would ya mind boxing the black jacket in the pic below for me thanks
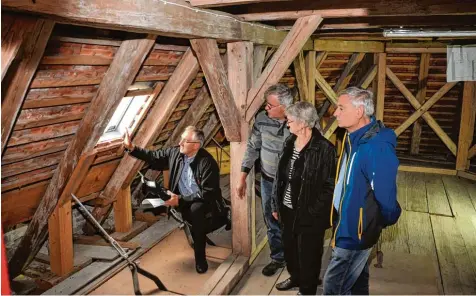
[271,128,336,233]
[130,146,226,217]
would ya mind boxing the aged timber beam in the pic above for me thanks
[246,15,323,122]
[456,82,476,171]
[2,0,289,46]
[7,35,156,278]
[191,39,242,141]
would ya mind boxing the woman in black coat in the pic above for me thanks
[271,102,337,295]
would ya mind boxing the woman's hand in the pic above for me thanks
[272,212,278,220]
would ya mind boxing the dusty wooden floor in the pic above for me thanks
[232,172,476,295]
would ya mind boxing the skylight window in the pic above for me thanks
[98,95,149,143]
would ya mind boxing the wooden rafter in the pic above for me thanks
[3,0,288,46]
[468,144,476,160]
[456,82,476,170]
[394,82,457,136]
[1,19,54,154]
[228,41,253,256]
[315,51,328,69]
[8,35,156,278]
[190,39,241,141]
[386,67,457,156]
[315,40,383,53]
[410,53,431,154]
[246,15,323,122]
[305,51,316,105]
[189,0,290,8]
[236,8,369,21]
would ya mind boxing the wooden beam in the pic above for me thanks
[314,40,384,53]
[456,82,476,170]
[7,35,156,278]
[386,43,446,54]
[189,0,290,8]
[386,67,457,156]
[410,53,431,154]
[47,199,73,276]
[1,15,37,81]
[305,51,316,105]
[113,188,133,232]
[357,64,377,89]
[293,51,308,102]
[1,19,54,154]
[469,144,476,160]
[314,69,338,105]
[2,0,288,46]
[228,41,253,256]
[57,153,96,206]
[98,48,199,212]
[398,165,456,175]
[236,8,369,21]
[376,53,386,121]
[252,45,268,83]
[190,39,241,141]
[456,170,476,181]
[246,15,323,122]
[315,51,328,69]
[395,82,457,136]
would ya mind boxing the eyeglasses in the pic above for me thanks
[179,138,200,144]
[287,120,295,124]
[265,102,281,109]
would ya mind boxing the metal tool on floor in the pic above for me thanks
[71,193,167,295]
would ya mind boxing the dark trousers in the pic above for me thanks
[282,206,325,295]
[181,201,207,264]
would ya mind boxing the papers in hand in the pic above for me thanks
[141,198,166,208]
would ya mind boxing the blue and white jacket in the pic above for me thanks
[331,119,401,250]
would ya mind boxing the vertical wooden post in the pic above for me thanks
[411,53,430,154]
[48,200,73,276]
[456,81,476,171]
[305,50,316,105]
[376,53,387,121]
[228,41,253,256]
[293,51,308,102]
[114,187,133,232]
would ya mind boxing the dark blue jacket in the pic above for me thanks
[331,119,401,250]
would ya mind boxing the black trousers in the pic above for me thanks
[181,201,207,264]
[282,206,325,295]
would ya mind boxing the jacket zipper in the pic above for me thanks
[331,134,352,248]
[358,207,363,241]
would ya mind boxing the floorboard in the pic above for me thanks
[424,174,453,216]
[442,176,475,217]
[406,172,428,213]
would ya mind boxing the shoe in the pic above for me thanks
[276,277,299,291]
[196,260,208,274]
[262,261,285,276]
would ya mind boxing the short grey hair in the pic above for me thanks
[264,84,293,107]
[285,102,322,132]
[184,126,204,147]
[337,87,375,117]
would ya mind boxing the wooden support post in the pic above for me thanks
[469,144,476,160]
[228,41,253,256]
[410,53,431,154]
[386,67,457,155]
[293,51,308,102]
[305,50,316,105]
[8,35,156,278]
[114,187,133,232]
[1,19,54,154]
[190,39,241,141]
[47,200,73,276]
[456,81,476,171]
[246,15,323,122]
[376,53,386,121]
[252,45,267,83]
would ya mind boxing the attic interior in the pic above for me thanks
[1,0,476,294]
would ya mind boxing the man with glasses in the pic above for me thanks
[124,126,227,274]
[237,84,294,276]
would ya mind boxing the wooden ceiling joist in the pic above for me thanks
[190,39,241,141]
[1,19,54,154]
[237,8,369,21]
[7,34,157,278]
[2,0,289,46]
[314,40,384,53]
[246,15,323,122]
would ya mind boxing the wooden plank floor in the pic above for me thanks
[233,172,476,295]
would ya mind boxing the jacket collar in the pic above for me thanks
[283,128,324,152]
[348,117,385,145]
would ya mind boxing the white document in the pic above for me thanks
[447,45,476,82]
[141,198,166,208]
